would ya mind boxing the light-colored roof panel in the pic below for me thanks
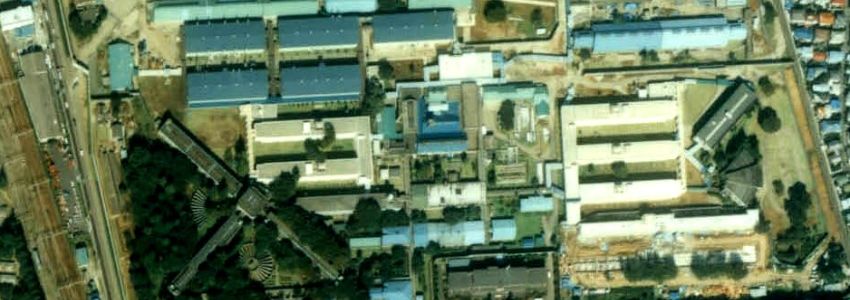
[325,0,377,13]
[579,179,685,205]
[153,1,317,23]
[575,140,680,165]
[438,52,494,81]
[578,209,759,242]
[108,42,135,92]
[563,100,677,127]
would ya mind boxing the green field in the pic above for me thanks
[515,213,544,239]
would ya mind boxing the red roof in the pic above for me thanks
[832,0,846,7]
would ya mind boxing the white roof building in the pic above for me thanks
[563,100,678,127]
[575,141,680,165]
[577,209,759,243]
[438,52,495,81]
[0,5,34,32]
[426,182,486,207]
[579,179,686,205]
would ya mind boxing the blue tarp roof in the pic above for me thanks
[573,16,746,53]
[108,42,134,91]
[325,0,377,13]
[183,18,266,54]
[372,10,455,43]
[279,63,362,104]
[520,196,554,212]
[369,280,412,300]
[491,218,517,242]
[278,15,360,49]
[187,68,269,108]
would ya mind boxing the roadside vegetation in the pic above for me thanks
[0,214,44,300]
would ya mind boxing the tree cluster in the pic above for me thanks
[361,77,386,116]
[639,49,660,63]
[269,168,300,206]
[303,123,337,162]
[358,246,408,286]
[713,129,760,170]
[223,136,249,175]
[776,182,820,265]
[275,205,350,269]
[498,100,516,131]
[346,198,410,236]
[442,205,481,224]
[182,233,267,299]
[758,76,776,95]
[817,242,847,284]
[254,221,318,282]
[611,161,629,180]
[0,167,6,188]
[123,136,206,299]
[690,251,748,280]
[0,215,45,300]
[757,106,782,133]
[621,253,678,282]
[484,0,508,23]
[68,6,107,39]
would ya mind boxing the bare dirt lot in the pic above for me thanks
[469,0,557,42]
[138,76,186,117]
[184,108,246,158]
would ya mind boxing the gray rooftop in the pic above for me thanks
[693,82,758,150]
[278,15,360,49]
[278,64,362,103]
[372,10,455,43]
[187,68,269,108]
[183,18,266,54]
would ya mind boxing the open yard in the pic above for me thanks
[576,120,677,140]
[138,76,186,117]
[580,159,680,183]
[253,140,356,159]
[681,83,723,136]
[469,0,557,42]
[184,107,246,158]
[516,213,545,239]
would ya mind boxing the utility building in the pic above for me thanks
[371,10,455,46]
[572,16,747,53]
[183,18,266,57]
[186,68,269,108]
[278,15,360,52]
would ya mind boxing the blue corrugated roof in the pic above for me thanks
[369,280,412,300]
[108,42,134,91]
[408,0,471,10]
[183,18,266,54]
[325,0,377,13]
[520,196,554,212]
[416,140,468,154]
[794,27,814,41]
[573,16,747,53]
[278,15,360,49]
[491,218,517,242]
[372,10,455,43]
[415,96,467,154]
[381,107,402,140]
[278,63,362,104]
[381,226,411,247]
[187,68,269,108]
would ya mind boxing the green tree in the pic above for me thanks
[361,77,385,116]
[758,76,775,95]
[378,59,394,79]
[498,100,516,131]
[484,0,508,23]
[611,161,628,180]
[347,198,383,236]
[530,7,543,27]
[0,214,45,300]
[690,251,748,279]
[304,139,326,162]
[268,167,300,205]
[817,243,847,284]
[577,48,592,60]
[0,167,6,189]
[757,106,781,133]
[380,209,410,227]
[772,179,785,195]
[68,6,107,39]
[621,253,678,282]
[321,122,336,149]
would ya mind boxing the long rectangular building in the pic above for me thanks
[578,208,759,243]
[579,179,685,205]
[187,68,269,108]
[692,81,758,151]
[279,63,362,104]
[371,10,455,44]
[278,15,360,51]
[152,0,317,23]
[573,16,747,53]
[183,18,266,56]
[575,140,680,165]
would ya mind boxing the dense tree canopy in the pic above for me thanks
[0,215,45,300]
[690,251,748,279]
[776,182,820,265]
[347,198,383,236]
[484,0,508,22]
[817,242,847,284]
[442,206,481,224]
[757,106,782,133]
[123,136,205,299]
[276,206,350,269]
[621,253,678,282]
[611,161,628,180]
[268,168,300,206]
[498,100,515,131]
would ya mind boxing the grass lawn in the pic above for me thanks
[576,120,677,139]
[489,196,519,218]
[681,83,722,140]
[515,213,544,239]
[253,141,305,157]
[184,107,246,158]
[580,159,680,179]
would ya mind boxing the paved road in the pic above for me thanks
[40,0,128,298]
[772,0,850,262]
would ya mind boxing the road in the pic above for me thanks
[772,0,850,262]
[40,0,129,298]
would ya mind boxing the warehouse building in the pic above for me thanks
[325,0,377,13]
[371,10,455,46]
[108,41,135,92]
[448,266,548,298]
[692,81,758,152]
[575,141,680,165]
[278,15,360,52]
[186,68,269,108]
[520,195,554,213]
[0,5,34,39]
[413,221,485,247]
[152,0,317,24]
[572,16,747,53]
[279,63,362,104]
[491,218,517,242]
[577,208,759,243]
[369,279,413,300]
[183,18,266,57]
[411,182,486,208]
